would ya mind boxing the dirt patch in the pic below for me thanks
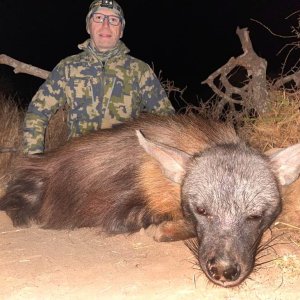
[0,212,300,300]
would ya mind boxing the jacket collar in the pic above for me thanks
[78,39,130,62]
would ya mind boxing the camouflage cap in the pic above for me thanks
[86,0,125,32]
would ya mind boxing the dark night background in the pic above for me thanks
[0,0,299,109]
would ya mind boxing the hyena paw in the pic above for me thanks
[144,225,172,242]
[144,223,180,242]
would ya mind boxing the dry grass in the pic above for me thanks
[0,94,23,196]
[0,94,68,196]
[239,88,300,152]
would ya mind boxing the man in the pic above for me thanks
[23,0,175,154]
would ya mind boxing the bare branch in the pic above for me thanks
[250,18,295,39]
[251,12,300,79]
[202,27,268,117]
[274,70,300,89]
[0,54,49,79]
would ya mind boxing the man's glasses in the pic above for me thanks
[92,13,121,26]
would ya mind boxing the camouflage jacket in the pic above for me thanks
[23,40,175,154]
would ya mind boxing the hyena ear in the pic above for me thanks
[136,130,191,183]
[266,143,300,186]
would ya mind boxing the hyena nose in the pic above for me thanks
[206,258,241,282]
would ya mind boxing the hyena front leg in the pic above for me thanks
[146,219,196,242]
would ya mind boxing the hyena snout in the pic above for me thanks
[206,257,241,283]
[198,237,253,287]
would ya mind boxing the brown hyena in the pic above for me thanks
[1,114,300,287]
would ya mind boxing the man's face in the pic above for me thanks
[89,8,123,51]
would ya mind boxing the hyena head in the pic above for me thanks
[181,143,282,287]
[137,130,300,287]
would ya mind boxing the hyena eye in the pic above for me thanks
[196,207,209,216]
[247,214,262,221]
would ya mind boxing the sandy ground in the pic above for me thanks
[1,212,300,300]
